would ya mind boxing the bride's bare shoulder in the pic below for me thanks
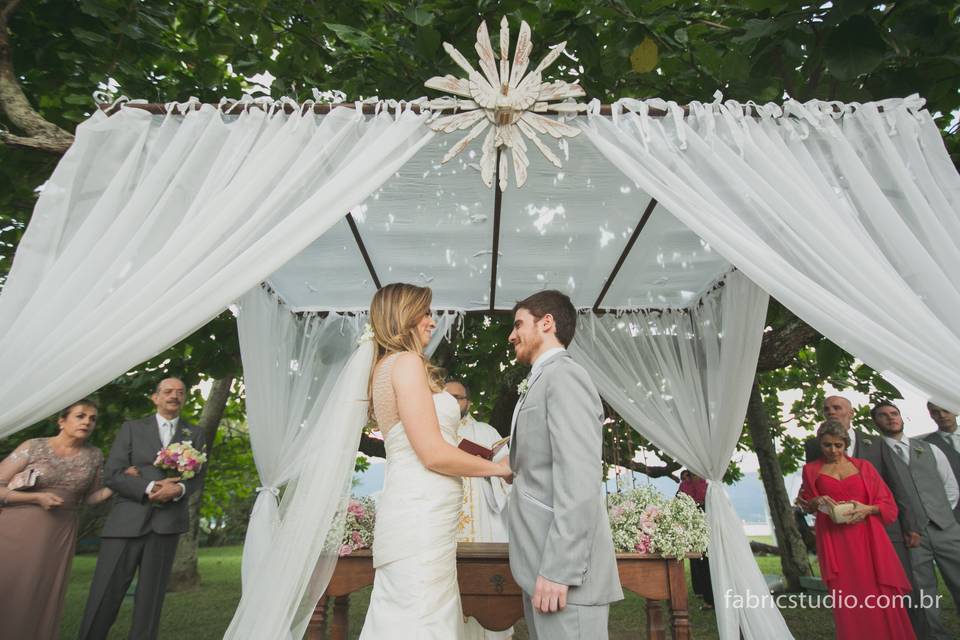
[390,352,429,385]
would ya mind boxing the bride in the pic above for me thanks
[360,283,512,639]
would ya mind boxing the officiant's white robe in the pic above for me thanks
[456,414,513,640]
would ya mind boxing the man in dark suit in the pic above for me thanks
[923,401,960,522]
[78,378,206,640]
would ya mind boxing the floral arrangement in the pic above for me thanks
[357,323,375,346]
[607,485,710,561]
[337,496,376,557]
[153,441,207,480]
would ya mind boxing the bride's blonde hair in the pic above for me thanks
[368,283,444,406]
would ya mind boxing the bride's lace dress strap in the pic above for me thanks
[372,353,403,434]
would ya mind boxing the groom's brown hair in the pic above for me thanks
[513,290,577,347]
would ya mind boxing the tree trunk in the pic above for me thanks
[168,376,234,592]
[745,378,812,591]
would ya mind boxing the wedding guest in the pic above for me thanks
[78,378,206,640]
[798,420,915,640]
[677,470,712,609]
[447,379,513,640]
[922,401,960,521]
[0,400,115,640]
[804,395,863,461]
[874,400,960,639]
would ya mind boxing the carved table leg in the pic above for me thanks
[668,560,691,640]
[331,594,351,640]
[646,599,666,640]
[308,595,328,639]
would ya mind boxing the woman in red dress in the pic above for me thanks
[798,420,915,640]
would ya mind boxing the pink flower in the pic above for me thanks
[347,502,365,518]
[338,544,353,557]
[351,531,362,545]
[635,535,652,554]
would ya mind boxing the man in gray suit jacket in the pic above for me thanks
[923,401,960,522]
[875,400,960,640]
[506,290,623,640]
[78,378,206,640]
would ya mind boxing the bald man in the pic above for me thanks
[804,396,861,461]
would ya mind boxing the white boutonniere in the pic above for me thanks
[517,378,529,395]
[914,447,924,456]
[863,437,873,446]
[357,323,374,346]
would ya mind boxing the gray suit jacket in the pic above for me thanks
[922,430,960,521]
[506,352,623,605]
[856,433,923,538]
[101,416,205,537]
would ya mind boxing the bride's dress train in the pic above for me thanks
[359,354,464,639]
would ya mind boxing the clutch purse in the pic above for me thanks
[7,467,39,491]
[819,500,857,524]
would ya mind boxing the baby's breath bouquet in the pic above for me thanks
[607,485,709,561]
[335,496,376,557]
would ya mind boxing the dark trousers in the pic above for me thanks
[77,532,180,640]
[689,556,714,605]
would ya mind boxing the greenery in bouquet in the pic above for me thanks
[607,485,709,561]
[153,440,207,480]
[335,496,376,557]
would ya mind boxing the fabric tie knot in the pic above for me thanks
[256,486,280,497]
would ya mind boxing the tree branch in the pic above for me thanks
[615,457,682,480]
[757,314,821,372]
[0,0,74,154]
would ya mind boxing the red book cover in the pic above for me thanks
[458,436,510,460]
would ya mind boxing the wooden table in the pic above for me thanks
[308,543,692,640]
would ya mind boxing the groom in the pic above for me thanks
[506,290,623,639]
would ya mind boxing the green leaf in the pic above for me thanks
[63,94,92,106]
[71,27,110,46]
[404,6,436,27]
[824,15,889,81]
[415,27,442,59]
[816,340,844,379]
[629,37,658,73]
[324,23,377,50]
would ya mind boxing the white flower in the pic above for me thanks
[517,378,529,395]
[357,323,375,346]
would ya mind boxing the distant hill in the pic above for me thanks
[352,462,794,526]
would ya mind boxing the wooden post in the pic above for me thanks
[646,599,666,640]
[667,559,691,640]
[308,595,328,639]
[331,595,350,639]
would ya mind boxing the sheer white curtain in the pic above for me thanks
[581,96,960,413]
[0,104,434,436]
[569,271,790,640]
[232,289,460,637]
[236,286,368,590]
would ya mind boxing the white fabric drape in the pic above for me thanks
[569,271,789,639]
[0,105,434,436]
[233,288,460,637]
[236,286,369,590]
[581,96,960,413]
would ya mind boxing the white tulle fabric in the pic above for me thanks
[360,389,464,639]
[231,289,461,638]
[0,105,434,437]
[569,271,791,640]
[581,95,960,414]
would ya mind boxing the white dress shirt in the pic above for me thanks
[846,428,857,457]
[884,436,960,508]
[145,414,186,500]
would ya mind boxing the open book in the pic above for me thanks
[458,435,510,460]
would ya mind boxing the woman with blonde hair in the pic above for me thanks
[360,283,511,639]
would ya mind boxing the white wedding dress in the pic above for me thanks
[359,353,465,639]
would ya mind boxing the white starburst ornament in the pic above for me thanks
[424,17,586,190]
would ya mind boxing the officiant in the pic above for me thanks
[446,380,513,640]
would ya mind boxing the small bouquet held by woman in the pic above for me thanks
[153,440,207,480]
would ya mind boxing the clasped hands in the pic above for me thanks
[795,494,875,523]
[123,466,182,503]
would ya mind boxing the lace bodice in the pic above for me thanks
[0,438,102,506]
[372,353,403,434]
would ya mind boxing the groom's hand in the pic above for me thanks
[532,575,568,613]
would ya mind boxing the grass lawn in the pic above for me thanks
[60,547,959,639]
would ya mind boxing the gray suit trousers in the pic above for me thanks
[909,521,960,640]
[522,592,609,640]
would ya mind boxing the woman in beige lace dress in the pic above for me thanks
[0,399,115,640]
